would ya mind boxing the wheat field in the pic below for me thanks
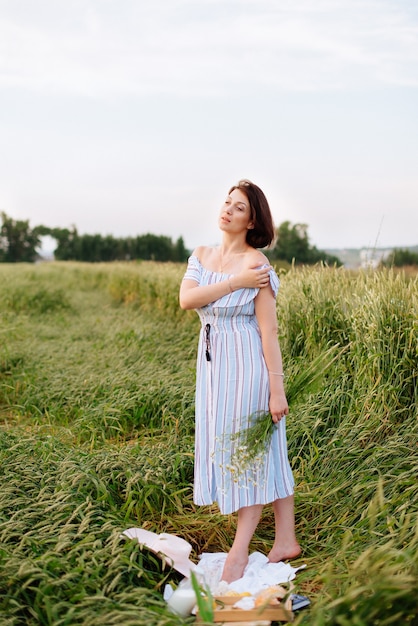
[0,261,416,625]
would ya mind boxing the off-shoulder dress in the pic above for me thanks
[183,255,294,515]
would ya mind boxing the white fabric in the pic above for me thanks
[122,528,305,598]
[195,551,305,596]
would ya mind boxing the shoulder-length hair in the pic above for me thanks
[228,179,276,249]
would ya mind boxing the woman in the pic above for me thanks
[179,180,300,583]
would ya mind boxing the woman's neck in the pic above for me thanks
[220,234,248,255]
[218,238,250,273]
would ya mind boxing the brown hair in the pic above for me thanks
[228,179,276,249]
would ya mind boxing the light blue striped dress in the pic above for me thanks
[183,255,294,515]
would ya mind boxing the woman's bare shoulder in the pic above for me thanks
[247,248,270,266]
[193,246,217,264]
[192,245,206,258]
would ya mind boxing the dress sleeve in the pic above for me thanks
[263,265,280,298]
[253,264,280,300]
[267,265,280,298]
[182,255,202,284]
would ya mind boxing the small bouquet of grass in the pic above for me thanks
[229,344,344,474]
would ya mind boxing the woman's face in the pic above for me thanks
[218,188,254,235]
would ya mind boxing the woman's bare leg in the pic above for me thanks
[221,504,263,583]
[267,495,301,562]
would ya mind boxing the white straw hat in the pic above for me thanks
[122,528,196,577]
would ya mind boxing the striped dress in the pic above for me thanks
[183,255,294,515]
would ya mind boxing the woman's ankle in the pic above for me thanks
[267,540,301,563]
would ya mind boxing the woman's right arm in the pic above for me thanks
[180,276,234,310]
[179,249,272,310]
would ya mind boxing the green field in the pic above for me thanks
[0,261,417,625]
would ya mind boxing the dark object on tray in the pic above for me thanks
[291,594,311,611]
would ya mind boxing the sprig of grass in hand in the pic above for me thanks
[230,344,344,472]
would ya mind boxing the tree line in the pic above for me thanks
[0,212,343,265]
[0,213,188,263]
[3,210,416,267]
[381,247,418,268]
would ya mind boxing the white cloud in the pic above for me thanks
[0,0,417,97]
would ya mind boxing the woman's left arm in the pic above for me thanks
[255,285,289,423]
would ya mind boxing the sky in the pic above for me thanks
[1,0,417,253]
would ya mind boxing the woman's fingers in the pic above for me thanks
[257,268,270,287]
[271,405,289,423]
[241,266,270,289]
[271,411,288,423]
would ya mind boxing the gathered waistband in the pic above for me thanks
[199,317,258,333]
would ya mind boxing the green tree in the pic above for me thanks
[132,233,174,261]
[382,248,418,267]
[269,221,341,266]
[50,227,80,260]
[173,236,189,262]
[0,212,41,263]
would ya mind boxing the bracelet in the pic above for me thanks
[269,371,285,376]
[228,277,233,293]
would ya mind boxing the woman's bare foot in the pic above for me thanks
[220,550,249,583]
[267,542,301,563]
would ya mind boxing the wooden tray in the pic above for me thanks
[197,595,294,623]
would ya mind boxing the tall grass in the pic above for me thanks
[0,261,416,625]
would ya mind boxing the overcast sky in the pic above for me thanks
[1,0,417,252]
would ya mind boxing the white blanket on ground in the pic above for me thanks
[121,528,305,601]
[194,551,305,596]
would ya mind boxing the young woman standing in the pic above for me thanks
[179,180,300,583]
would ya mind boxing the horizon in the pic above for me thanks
[35,231,417,258]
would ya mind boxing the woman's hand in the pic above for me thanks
[235,264,272,290]
[269,394,289,424]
